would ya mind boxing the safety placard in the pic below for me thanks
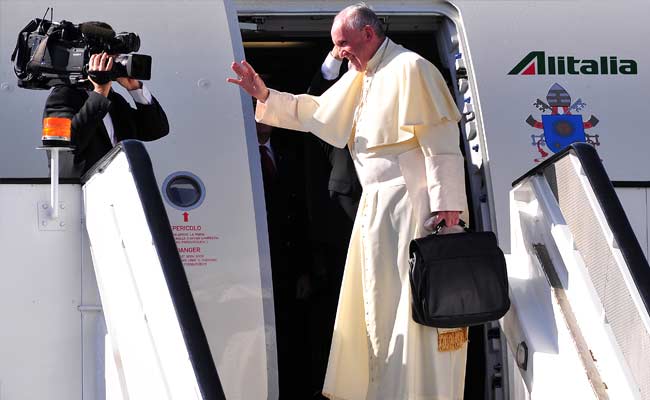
[171,223,219,267]
[161,171,220,268]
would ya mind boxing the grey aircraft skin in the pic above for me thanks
[0,1,649,399]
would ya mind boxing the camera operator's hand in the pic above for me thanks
[116,77,142,91]
[88,52,113,97]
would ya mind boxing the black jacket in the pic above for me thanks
[305,66,361,233]
[44,84,169,176]
[302,64,362,295]
[262,131,309,295]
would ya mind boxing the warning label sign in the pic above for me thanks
[172,224,219,267]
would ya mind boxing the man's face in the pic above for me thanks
[331,19,373,71]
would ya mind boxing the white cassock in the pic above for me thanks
[256,38,469,400]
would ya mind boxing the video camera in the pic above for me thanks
[11,13,152,90]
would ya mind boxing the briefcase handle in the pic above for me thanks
[432,218,470,235]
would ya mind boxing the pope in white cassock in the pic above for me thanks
[229,3,469,400]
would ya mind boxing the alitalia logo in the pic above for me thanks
[509,51,638,75]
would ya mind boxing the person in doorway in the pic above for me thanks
[256,117,312,399]
[229,3,468,399]
[305,44,361,221]
[303,45,362,399]
[43,21,169,177]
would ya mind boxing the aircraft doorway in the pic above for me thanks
[238,13,498,400]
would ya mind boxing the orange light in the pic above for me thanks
[42,117,72,141]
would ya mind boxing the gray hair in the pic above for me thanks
[337,2,385,38]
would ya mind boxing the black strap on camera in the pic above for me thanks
[87,71,111,85]
[12,8,54,75]
[11,19,40,78]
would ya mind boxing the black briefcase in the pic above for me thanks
[408,221,510,328]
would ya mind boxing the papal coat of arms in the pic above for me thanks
[526,83,600,162]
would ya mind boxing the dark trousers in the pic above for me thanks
[308,242,347,398]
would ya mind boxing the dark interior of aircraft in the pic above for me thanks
[240,14,487,400]
[240,16,448,93]
[242,35,448,92]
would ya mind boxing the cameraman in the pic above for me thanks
[43,24,169,177]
